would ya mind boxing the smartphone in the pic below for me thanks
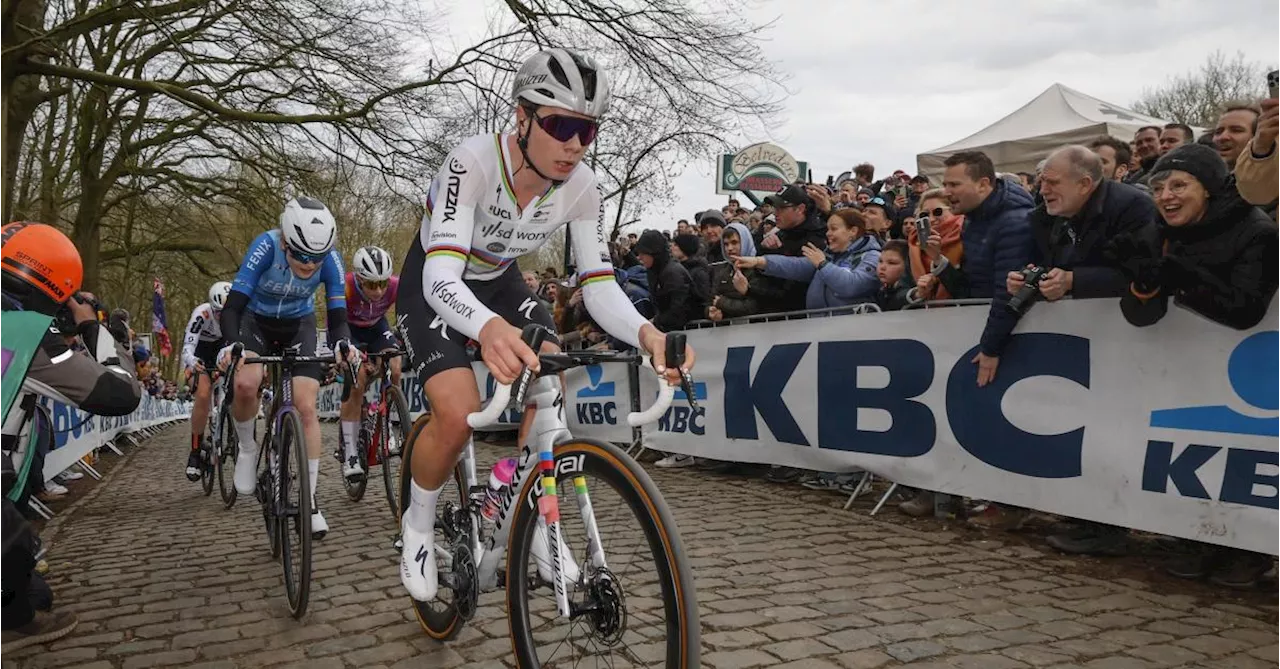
[916,215,931,242]
[1269,70,1279,100]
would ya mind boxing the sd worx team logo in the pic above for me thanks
[1143,331,1277,510]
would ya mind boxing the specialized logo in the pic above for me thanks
[1143,331,1277,511]
[428,315,450,341]
[518,297,537,321]
[414,544,430,576]
[429,280,476,320]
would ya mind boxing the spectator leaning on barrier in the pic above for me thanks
[710,222,776,321]
[1011,145,1159,307]
[1109,142,1278,588]
[1234,95,1278,213]
[633,229,695,332]
[924,151,1034,390]
[1159,122,1194,156]
[671,234,711,321]
[736,208,881,309]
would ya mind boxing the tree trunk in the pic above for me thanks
[2,0,49,223]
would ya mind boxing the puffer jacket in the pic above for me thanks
[761,235,882,309]
[1118,190,1278,330]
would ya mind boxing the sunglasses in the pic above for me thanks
[919,207,946,218]
[289,248,326,265]
[532,110,599,146]
[361,279,389,291]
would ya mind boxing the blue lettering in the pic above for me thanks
[1219,447,1278,509]
[658,406,706,436]
[817,340,935,456]
[947,333,1089,478]
[1142,440,1216,499]
[724,344,809,445]
[575,402,617,425]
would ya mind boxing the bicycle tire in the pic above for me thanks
[200,431,215,497]
[277,409,312,619]
[399,413,470,641]
[216,408,238,509]
[505,438,699,669]
[342,423,368,502]
[381,385,411,521]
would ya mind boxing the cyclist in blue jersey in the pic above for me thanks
[218,197,359,538]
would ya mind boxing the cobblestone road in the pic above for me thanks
[6,424,1277,669]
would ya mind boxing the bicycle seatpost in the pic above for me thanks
[512,325,549,407]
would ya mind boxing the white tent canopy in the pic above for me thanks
[917,84,1176,181]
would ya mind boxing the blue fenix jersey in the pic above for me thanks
[232,230,345,319]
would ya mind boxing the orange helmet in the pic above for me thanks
[1,222,84,306]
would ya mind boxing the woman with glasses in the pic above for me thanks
[336,246,401,479]
[218,196,358,539]
[908,188,967,301]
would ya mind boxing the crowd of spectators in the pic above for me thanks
[546,96,1279,590]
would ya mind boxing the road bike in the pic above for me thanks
[227,342,354,619]
[397,328,700,668]
[336,348,411,516]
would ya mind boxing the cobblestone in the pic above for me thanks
[11,427,1276,668]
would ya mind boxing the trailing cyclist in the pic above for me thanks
[338,245,401,480]
[182,281,232,481]
[218,197,359,539]
[395,48,695,601]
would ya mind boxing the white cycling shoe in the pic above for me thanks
[531,523,581,585]
[234,447,259,495]
[311,508,328,540]
[342,455,364,479]
[400,524,438,602]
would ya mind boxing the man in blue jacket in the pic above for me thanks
[929,151,1035,388]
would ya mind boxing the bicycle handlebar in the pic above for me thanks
[465,328,691,429]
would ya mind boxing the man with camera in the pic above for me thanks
[1003,146,1157,554]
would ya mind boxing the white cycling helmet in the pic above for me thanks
[280,196,337,257]
[512,48,611,118]
[352,246,393,282]
[208,281,232,310]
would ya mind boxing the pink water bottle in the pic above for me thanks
[482,457,518,521]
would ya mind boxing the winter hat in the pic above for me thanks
[1151,143,1229,198]
[673,233,702,258]
[696,209,727,228]
[633,229,668,256]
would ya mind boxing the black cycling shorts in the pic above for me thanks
[350,316,398,353]
[239,312,322,381]
[397,243,557,384]
[193,339,223,370]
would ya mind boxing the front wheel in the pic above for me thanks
[506,439,699,669]
[216,408,238,509]
[381,385,411,521]
[277,409,312,619]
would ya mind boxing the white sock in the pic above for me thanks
[340,420,359,457]
[308,459,320,510]
[406,481,439,534]
[236,419,257,454]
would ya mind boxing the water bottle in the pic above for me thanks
[481,458,519,522]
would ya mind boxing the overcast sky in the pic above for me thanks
[436,0,1279,232]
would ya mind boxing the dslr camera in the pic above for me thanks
[1007,265,1049,314]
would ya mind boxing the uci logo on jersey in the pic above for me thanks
[575,365,617,425]
[1142,331,1277,513]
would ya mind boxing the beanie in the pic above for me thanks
[673,234,701,258]
[633,229,668,256]
[1150,143,1229,198]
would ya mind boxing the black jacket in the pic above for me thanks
[1029,179,1158,299]
[1118,191,1278,330]
[646,249,695,332]
[710,263,784,319]
[681,257,712,319]
[758,208,827,312]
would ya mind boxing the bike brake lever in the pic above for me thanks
[679,370,698,410]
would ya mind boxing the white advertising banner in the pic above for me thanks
[639,299,1278,556]
[41,394,192,482]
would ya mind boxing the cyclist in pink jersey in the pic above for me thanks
[338,246,402,478]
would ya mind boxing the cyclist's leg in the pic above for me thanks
[185,372,214,480]
[231,313,269,494]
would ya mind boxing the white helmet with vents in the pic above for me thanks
[280,196,337,257]
[352,246,394,282]
[512,48,611,118]
[208,281,232,310]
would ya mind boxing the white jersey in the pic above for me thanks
[418,133,648,347]
[181,302,223,369]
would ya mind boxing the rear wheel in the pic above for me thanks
[277,409,312,619]
[381,385,411,520]
[400,413,471,641]
[506,439,699,669]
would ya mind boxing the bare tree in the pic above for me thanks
[1133,50,1274,127]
